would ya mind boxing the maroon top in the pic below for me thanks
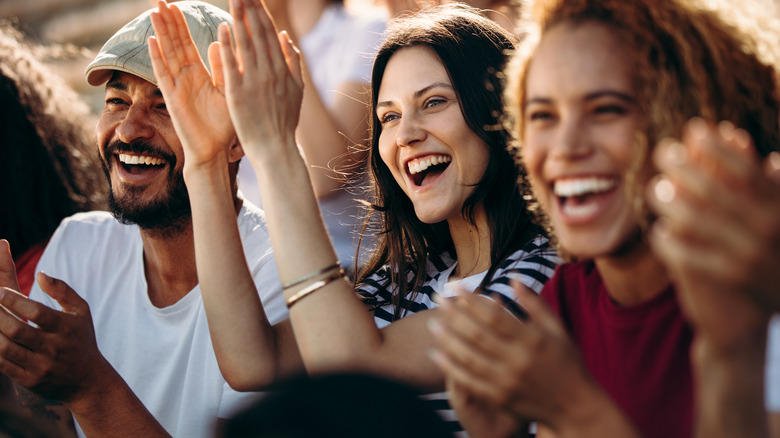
[542,261,693,438]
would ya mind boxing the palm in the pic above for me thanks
[165,64,233,167]
[147,2,235,170]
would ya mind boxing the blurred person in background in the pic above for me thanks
[0,24,106,297]
[238,0,386,272]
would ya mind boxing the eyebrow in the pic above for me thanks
[376,82,454,110]
[524,90,635,108]
[106,80,164,99]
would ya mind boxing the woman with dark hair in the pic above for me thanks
[147,0,556,433]
[0,25,106,296]
[428,0,780,436]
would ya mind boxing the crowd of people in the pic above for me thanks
[0,0,778,437]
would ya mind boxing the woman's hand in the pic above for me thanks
[217,0,303,164]
[647,118,776,347]
[147,0,237,173]
[429,283,599,432]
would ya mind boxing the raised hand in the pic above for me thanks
[217,0,303,164]
[647,119,776,345]
[148,0,237,172]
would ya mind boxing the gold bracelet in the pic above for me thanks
[282,262,341,290]
[286,270,345,309]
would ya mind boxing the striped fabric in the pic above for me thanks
[356,236,560,435]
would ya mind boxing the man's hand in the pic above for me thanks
[148,0,238,173]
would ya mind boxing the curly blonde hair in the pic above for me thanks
[504,0,780,254]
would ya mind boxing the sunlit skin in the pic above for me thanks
[376,45,490,226]
[96,72,184,208]
[522,22,652,260]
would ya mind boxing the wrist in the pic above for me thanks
[550,378,640,438]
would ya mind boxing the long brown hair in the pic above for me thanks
[356,5,545,319]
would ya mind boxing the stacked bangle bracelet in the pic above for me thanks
[284,262,345,309]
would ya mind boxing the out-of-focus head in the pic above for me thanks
[0,25,106,257]
[88,1,232,237]
[506,0,780,259]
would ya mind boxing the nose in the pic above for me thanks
[395,112,427,147]
[551,113,592,160]
[115,103,155,144]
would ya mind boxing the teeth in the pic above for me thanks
[554,177,616,197]
[562,202,599,218]
[118,153,165,166]
[407,155,452,175]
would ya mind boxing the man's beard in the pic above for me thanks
[101,140,192,237]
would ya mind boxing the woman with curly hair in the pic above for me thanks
[429,0,780,436]
[0,25,106,295]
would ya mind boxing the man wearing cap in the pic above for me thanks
[0,2,286,437]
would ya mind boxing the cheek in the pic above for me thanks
[377,138,398,176]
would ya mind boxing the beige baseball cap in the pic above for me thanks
[85,1,231,87]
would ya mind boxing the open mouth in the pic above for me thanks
[117,153,167,175]
[553,177,617,217]
[407,154,452,187]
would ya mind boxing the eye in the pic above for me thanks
[379,112,400,125]
[594,105,627,115]
[156,103,168,111]
[424,97,447,109]
[105,97,127,106]
[528,110,555,122]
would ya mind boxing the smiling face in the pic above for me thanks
[522,21,649,259]
[376,45,490,225]
[96,71,191,233]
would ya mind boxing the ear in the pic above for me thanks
[228,137,244,164]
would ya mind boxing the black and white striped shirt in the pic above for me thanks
[357,236,560,436]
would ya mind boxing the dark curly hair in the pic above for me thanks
[0,25,106,258]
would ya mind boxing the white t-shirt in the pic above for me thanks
[28,203,287,437]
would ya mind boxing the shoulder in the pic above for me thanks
[485,236,562,296]
[48,211,136,252]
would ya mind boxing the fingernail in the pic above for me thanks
[654,177,676,203]
[427,348,441,362]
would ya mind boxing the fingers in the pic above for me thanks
[510,280,567,337]
[231,0,254,71]
[0,288,45,351]
[208,41,226,90]
[278,31,303,88]
[169,3,202,68]
[0,240,20,292]
[150,2,184,78]
[36,273,88,320]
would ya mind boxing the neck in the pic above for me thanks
[594,240,670,307]
[140,223,198,308]
[448,207,491,280]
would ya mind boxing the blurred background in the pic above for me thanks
[0,0,381,113]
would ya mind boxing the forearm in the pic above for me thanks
[185,160,294,389]
[691,332,769,438]
[245,136,387,376]
[67,365,169,438]
[296,64,369,197]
